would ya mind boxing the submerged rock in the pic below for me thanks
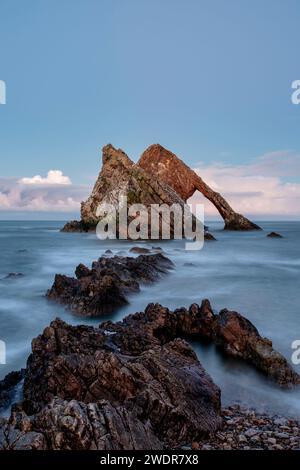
[61,220,96,232]
[204,232,217,241]
[129,246,151,254]
[0,315,222,449]
[46,253,174,317]
[267,232,283,238]
[213,309,299,386]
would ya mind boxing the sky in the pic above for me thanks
[0,0,300,220]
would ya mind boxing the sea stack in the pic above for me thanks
[62,143,261,233]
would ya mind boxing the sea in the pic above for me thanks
[0,220,299,418]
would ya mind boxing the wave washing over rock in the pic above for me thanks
[0,301,298,450]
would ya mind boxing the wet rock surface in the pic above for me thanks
[46,253,174,317]
[1,302,298,450]
[105,302,299,386]
[213,309,299,386]
[0,308,223,449]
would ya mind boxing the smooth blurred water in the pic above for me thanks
[0,220,299,417]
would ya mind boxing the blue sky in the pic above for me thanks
[0,0,300,219]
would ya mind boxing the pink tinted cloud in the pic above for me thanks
[189,151,300,218]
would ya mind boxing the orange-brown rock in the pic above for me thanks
[63,144,194,238]
[139,144,261,230]
[63,143,260,233]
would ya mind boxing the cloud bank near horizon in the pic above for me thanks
[0,151,299,218]
[189,150,300,219]
[0,170,89,212]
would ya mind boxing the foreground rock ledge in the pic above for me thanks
[0,301,298,450]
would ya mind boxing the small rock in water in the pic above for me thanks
[129,246,151,254]
[267,232,283,238]
[3,272,24,279]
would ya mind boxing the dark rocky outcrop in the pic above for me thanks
[267,232,283,238]
[102,302,299,386]
[63,143,260,233]
[204,232,216,241]
[213,309,299,386]
[0,301,298,450]
[46,253,173,317]
[3,273,24,280]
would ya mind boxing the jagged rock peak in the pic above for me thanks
[102,144,133,168]
[139,143,261,231]
[62,142,260,232]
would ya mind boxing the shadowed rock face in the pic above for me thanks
[0,301,298,450]
[75,144,192,238]
[139,144,261,231]
[2,313,222,449]
[102,302,299,387]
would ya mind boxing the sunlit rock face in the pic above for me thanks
[63,143,260,233]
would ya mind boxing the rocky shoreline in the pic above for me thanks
[0,301,299,450]
[186,405,300,450]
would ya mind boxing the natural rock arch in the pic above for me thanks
[63,143,260,232]
[138,144,261,231]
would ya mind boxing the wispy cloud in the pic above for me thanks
[190,150,300,218]
[0,173,89,212]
